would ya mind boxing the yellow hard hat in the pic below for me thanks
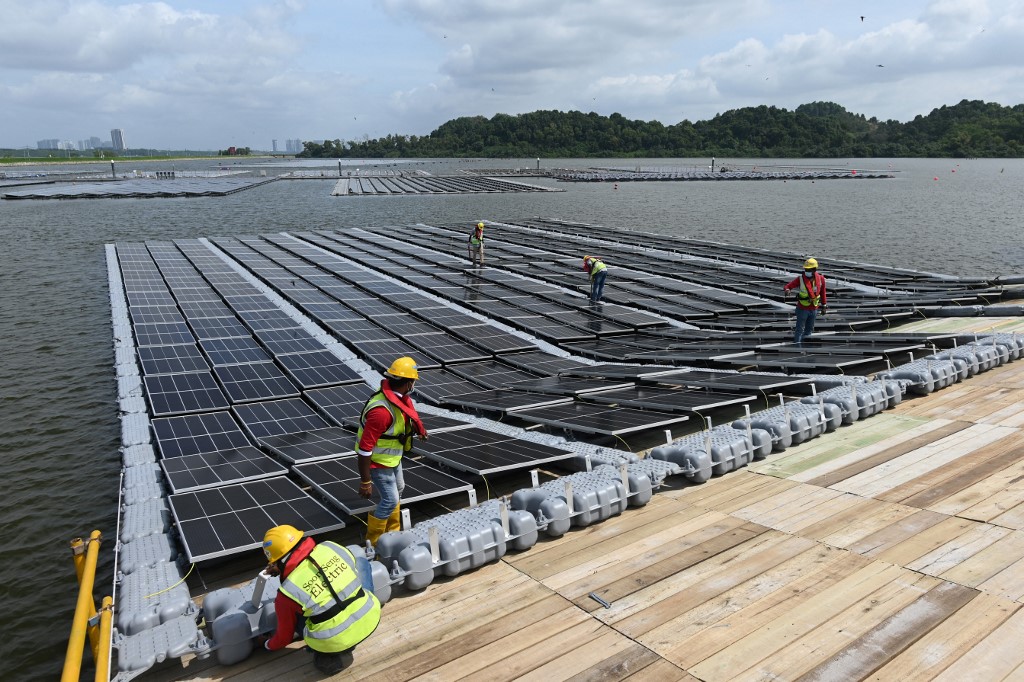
[263,524,303,563]
[476,222,484,229]
[803,257,818,270]
[386,356,419,380]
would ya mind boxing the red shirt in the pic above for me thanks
[266,536,316,651]
[783,273,827,310]
[357,390,417,466]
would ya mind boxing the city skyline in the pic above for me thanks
[2,0,1022,150]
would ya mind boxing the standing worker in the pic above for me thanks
[783,257,827,344]
[258,524,381,674]
[357,356,427,546]
[468,221,485,266]
[582,255,608,303]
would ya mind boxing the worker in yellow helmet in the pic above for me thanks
[783,257,827,344]
[582,255,608,303]
[258,524,381,674]
[467,221,485,266]
[356,357,428,546]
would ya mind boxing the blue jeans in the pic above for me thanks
[794,307,817,344]
[590,270,607,302]
[369,463,404,520]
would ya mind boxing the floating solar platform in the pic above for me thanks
[160,446,287,493]
[408,368,487,406]
[758,340,926,356]
[499,350,592,375]
[3,177,276,201]
[259,426,356,464]
[579,385,758,414]
[514,402,689,437]
[446,359,542,389]
[294,457,475,515]
[558,363,683,381]
[167,477,346,563]
[199,337,273,366]
[411,427,575,475]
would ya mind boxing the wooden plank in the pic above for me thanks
[738,571,942,681]
[564,520,767,606]
[730,483,844,528]
[687,561,908,681]
[540,511,743,593]
[620,658,697,681]
[830,424,1015,498]
[940,529,1024,588]
[883,433,1024,508]
[659,469,770,505]
[561,641,665,682]
[783,496,882,541]
[845,509,949,558]
[797,581,979,682]
[513,628,635,682]
[873,516,981,566]
[672,471,794,512]
[906,522,1011,576]
[790,418,966,486]
[932,606,1024,681]
[655,549,873,670]
[772,492,867,534]
[608,534,816,637]
[927,454,1024,517]
[977,537,1024,601]
[816,501,918,549]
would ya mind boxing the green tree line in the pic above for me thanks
[297,99,1024,159]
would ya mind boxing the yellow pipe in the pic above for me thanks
[62,530,102,682]
[94,596,113,682]
[70,536,86,583]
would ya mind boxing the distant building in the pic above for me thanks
[272,139,278,152]
[37,139,60,150]
[285,138,303,152]
[110,128,126,151]
[78,136,104,151]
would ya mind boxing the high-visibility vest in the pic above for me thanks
[469,228,484,246]
[278,541,381,653]
[797,273,823,308]
[587,259,607,279]
[356,391,409,467]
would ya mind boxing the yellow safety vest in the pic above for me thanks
[797,274,822,308]
[277,542,381,653]
[356,391,410,467]
[588,259,607,280]
[469,229,484,246]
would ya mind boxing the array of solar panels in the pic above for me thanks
[341,175,563,196]
[3,177,275,200]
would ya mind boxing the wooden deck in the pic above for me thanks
[149,321,1024,681]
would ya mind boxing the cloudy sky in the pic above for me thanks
[2,0,1021,150]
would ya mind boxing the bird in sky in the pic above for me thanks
[860,15,865,21]
[877,64,884,67]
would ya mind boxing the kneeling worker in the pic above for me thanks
[259,524,381,674]
[357,356,428,546]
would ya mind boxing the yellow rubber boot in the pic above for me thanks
[365,514,388,547]
[385,505,402,533]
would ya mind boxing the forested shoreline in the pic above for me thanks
[298,99,1024,159]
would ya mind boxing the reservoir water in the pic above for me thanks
[2,157,1021,680]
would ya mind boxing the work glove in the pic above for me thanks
[819,305,827,316]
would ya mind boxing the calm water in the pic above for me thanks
[2,157,1021,679]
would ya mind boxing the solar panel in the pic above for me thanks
[236,308,300,332]
[253,328,326,354]
[126,291,176,307]
[212,362,300,403]
[232,398,331,439]
[650,370,816,392]
[178,300,233,318]
[352,339,441,372]
[514,402,689,436]
[407,332,493,364]
[152,410,253,458]
[259,427,356,464]
[143,372,230,416]
[441,389,572,414]
[305,384,374,427]
[579,385,758,413]
[294,457,475,514]
[449,324,539,354]
[411,427,575,474]
[446,359,542,389]
[188,316,254,340]
[276,350,363,388]
[420,414,474,433]
[199,336,273,366]
[505,376,635,396]
[160,446,287,493]
[134,322,196,347]
[130,306,186,326]
[409,368,485,405]
[168,477,346,562]
[499,350,591,375]
[137,344,210,375]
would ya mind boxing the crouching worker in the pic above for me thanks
[258,524,381,675]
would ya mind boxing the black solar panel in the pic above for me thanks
[200,336,273,366]
[411,427,574,474]
[446,359,542,389]
[232,398,330,439]
[514,402,689,436]
[143,372,230,416]
[294,457,475,514]
[579,385,758,413]
[178,300,233,318]
[651,370,816,392]
[276,350,363,388]
[441,389,572,414]
[130,306,186,326]
[305,384,374,427]
[449,324,539,354]
[254,328,326,354]
[212,362,299,403]
[137,344,210,375]
[168,477,345,562]
[188,316,253,341]
[410,368,486,405]
[134,322,196,347]
[236,308,300,332]
[500,351,591,375]
[160,446,287,493]
[352,339,441,372]
[407,332,492,364]
[259,426,356,464]
[152,410,253,458]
